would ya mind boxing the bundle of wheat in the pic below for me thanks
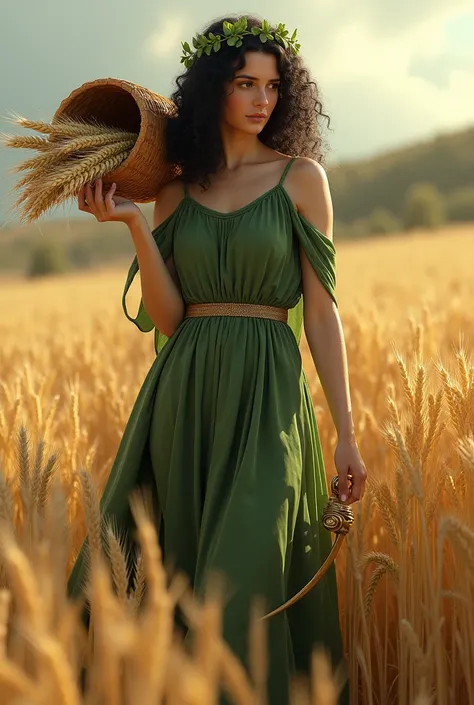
[3,115,138,223]
[2,77,180,224]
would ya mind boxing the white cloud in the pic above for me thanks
[316,0,474,37]
[315,10,450,83]
[140,3,474,161]
[299,5,474,159]
[144,14,187,59]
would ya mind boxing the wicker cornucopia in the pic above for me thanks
[2,77,181,223]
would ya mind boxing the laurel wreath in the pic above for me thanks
[180,17,300,69]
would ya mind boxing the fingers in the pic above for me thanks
[84,181,97,217]
[338,468,350,503]
[78,179,133,223]
[77,185,91,213]
[94,178,104,212]
[348,467,366,504]
[105,182,117,212]
[94,178,107,220]
[79,179,107,220]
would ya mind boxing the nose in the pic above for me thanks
[254,88,269,108]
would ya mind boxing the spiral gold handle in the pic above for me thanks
[322,475,354,535]
[261,475,353,620]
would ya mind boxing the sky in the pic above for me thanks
[1,0,473,225]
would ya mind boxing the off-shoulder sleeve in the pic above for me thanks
[283,189,338,344]
[121,209,177,354]
[288,196,337,305]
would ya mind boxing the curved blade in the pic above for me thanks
[261,534,345,621]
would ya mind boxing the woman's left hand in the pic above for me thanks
[334,438,367,505]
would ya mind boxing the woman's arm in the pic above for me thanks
[128,181,185,338]
[79,177,185,338]
[289,158,367,503]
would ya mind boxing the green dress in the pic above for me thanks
[68,157,348,703]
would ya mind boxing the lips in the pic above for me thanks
[247,114,267,119]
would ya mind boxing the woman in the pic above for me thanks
[72,14,367,704]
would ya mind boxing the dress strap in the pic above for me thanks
[278,157,298,187]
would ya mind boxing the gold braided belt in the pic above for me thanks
[185,302,288,323]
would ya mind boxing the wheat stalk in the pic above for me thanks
[130,550,146,614]
[310,648,340,705]
[17,150,131,223]
[128,492,174,705]
[248,597,268,704]
[7,113,130,138]
[0,590,10,659]
[79,468,103,570]
[15,139,134,219]
[363,553,399,618]
[4,113,139,222]
[0,470,15,530]
[400,619,430,680]
[0,659,36,699]
[1,133,51,151]
[51,115,135,139]
[394,350,415,413]
[26,629,81,705]
[373,482,400,546]
[6,115,56,135]
[104,518,130,608]
[1,238,474,702]
[12,131,137,174]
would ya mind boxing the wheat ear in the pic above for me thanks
[12,131,137,173]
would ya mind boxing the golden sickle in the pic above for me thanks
[261,475,354,621]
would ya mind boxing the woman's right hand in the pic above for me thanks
[78,178,142,226]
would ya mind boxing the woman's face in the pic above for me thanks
[222,51,280,135]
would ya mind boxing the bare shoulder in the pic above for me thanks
[285,157,333,241]
[153,178,186,229]
[288,156,329,193]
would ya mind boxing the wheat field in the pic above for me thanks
[0,222,473,704]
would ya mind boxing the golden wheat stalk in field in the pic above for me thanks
[0,435,342,705]
[1,114,138,223]
[1,232,474,702]
[1,344,473,703]
[342,345,474,705]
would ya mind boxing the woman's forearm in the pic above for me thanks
[304,309,355,442]
[128,213,184,337]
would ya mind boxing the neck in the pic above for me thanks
[219,123,265,171]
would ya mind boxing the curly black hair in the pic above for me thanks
[166,14,331,189]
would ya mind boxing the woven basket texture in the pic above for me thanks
[53,77,180,202]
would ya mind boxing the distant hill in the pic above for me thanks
[327,125,474,223]
[0,212,141,275]
[1,124,473,276]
